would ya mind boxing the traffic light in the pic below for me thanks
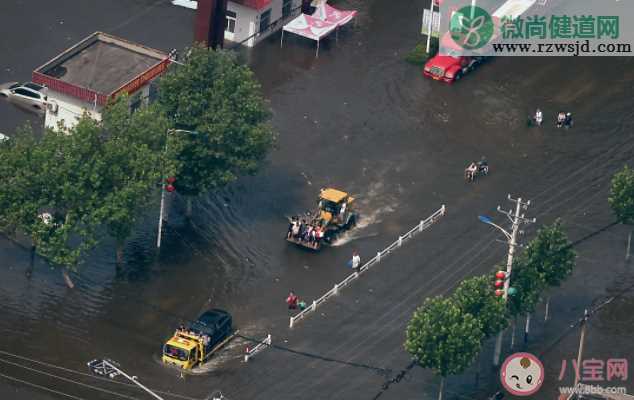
[494,270,506,296]
[166,176,176,193]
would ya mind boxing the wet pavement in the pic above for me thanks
[1,1,634,399]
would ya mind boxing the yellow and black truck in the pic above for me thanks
[162,309,232,369]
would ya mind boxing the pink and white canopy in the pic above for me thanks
[313,3,357,26]
[282,13,337,42]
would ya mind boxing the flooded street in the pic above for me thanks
[1,1,634,399]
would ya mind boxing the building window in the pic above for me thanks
[226,10,236,33]
[148,81,159,102]
[282,0,292,18]
[130,92,143,113]
[259,9,271,33]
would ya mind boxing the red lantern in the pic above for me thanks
[495,280,504,288]
[166,184,175,192]
[495,289,504,297]
[167,176,176,184]
[495,271,506,279]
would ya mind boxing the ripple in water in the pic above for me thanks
[150,324,267,376]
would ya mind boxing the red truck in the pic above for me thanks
[423,0,537,83]
[423,33,487,83]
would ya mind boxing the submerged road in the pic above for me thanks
[1,1,633,399]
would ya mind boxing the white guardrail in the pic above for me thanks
[244,334,272,362]
[289,205,446,328]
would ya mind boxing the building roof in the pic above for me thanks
[33,32,170,106]
[233,0,272,10]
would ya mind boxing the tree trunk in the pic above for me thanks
[8,225,17,240]
[510,318,516,350]
[524,313,531,346]
[62,269,75,289]
[26,245,35,279]
[544,295,551,321]
[185,197,193,220]
[438,376,445,400]
[115,240,125,267]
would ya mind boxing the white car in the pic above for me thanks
[0,133,8,142]
[0,82,48,113]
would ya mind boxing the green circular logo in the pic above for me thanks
[449,6,494,50]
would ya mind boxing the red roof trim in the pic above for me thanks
[232,0,272,10]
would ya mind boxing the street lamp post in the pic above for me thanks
[156,128,200,249]
[479,195,535,368]
[87,359,165,400]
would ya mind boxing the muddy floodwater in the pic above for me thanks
[1,1,634,399]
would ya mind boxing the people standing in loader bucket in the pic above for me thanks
[287,215,325,249]
[286,188,356,250]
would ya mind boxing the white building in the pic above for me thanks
[32,32,170,130]
[173,0,302,47]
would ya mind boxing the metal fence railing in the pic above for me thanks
[289,205,446,328]
[244,334,271,362]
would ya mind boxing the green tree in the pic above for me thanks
[508,257,545,318]
[0,127,43,235]
[0,121,105,285]
[522,220,575,325]
[98,97,171,264]
[453,275,509,338]
[609,165,634,224]
[157,45,276,217]
[0,101,174,276]
[524,220,575,287]
[405,296,484,400]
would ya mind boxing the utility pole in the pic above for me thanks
[157,135,169,249]
[157,128,199,248]
[425,0,435,53]
[88,359,165,400]
[574,309,589,388]
[492,195,535,367]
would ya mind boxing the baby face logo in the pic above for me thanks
[501,352,545,396]
[449,5,494,50]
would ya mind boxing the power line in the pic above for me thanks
[0,371,87,400]
[538,279,634,359]
[0,350,203,400]
[0,357,139,400]
[370,361,416,400]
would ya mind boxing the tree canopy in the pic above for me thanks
[0,98,175,269]
[453,275,509,338]
[609,165,634,224]
[98,97,172,262]
[405,296,484,377]
[157,45,276,198]
[508,256,545,317]
[522,219,575,287]
[0,120,106,269]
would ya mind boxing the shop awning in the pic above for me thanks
[281,13,338,56]
[313,3,357,27]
